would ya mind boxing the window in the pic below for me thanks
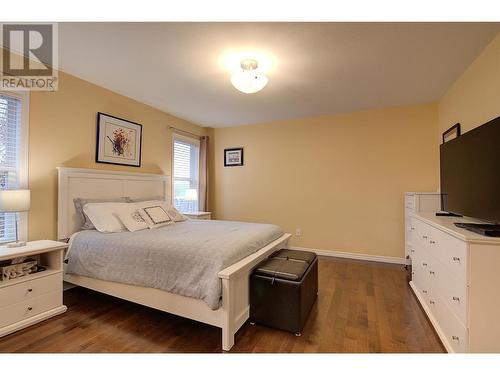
[172,134,200,213]
[0,92,29,243]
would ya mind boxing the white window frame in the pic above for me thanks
[171,132,200,212]
[0,90,30,243]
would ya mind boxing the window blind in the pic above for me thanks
[173,136,199,213]
[0,94,22,242]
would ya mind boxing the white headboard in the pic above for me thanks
[57,167,170,239]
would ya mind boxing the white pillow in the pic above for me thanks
[82,202,134,233]
[116,209,149,232]
[134,200,187,223]
[137,205,173,229]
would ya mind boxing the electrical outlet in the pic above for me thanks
[295,228,302,236]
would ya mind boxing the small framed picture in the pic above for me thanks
[96,112,142,167]
[224,148,244,167]
[442,123,461,144]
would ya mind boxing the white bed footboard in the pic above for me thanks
[218,233,291,350]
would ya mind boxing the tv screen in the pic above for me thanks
[440,116,500,224]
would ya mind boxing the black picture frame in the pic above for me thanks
[96,112,143,167]
[442,123,461,144]
[224,148,244,167]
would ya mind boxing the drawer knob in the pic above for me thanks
[411,227,415,231]
[422,290,428,294]
[452,296,460,302]
[429,300,435,305]
[27,307,33,311]
[429,271,435,275]
[411,249,415,253]
[27,288,33,292]
[422,235,428,239]
[452,335,460,341]
[422,263,427,266]
[452,257,461,262]
[429,240,436,244]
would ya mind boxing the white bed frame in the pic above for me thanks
[57,167,290,351]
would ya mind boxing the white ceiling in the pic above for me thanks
[58,23,500,127]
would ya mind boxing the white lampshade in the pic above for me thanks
[184,188,198,201]
[0,189,31,212]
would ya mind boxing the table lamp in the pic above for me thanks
[0,189,31,248]
[184,188,198,213]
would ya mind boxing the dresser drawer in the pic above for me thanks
[405,195,415,209]
[433,294,468,352]
[0,290,62,328]
[430,260,468,324]
[412,258,432,297]
[429,227,468,282]
[0,272,62,308]
[413,219,431,249]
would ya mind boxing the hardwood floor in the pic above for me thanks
[0,256,445,353]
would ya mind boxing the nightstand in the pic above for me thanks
[183,211,212,220]
[0,240,68,338]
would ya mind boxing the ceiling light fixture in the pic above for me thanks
[230,58,268,94]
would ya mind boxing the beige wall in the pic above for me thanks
[438,33,500,136]
[28,71,207,241]
[210,103,439,258]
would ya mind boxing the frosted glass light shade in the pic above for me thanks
[0,189,31,212]
[231,70,268,94]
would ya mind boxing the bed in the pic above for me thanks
[58,167,291,351]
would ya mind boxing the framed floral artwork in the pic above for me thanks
[96,112,142,167]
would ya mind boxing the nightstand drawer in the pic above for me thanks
[0,272,62,308]
[183,212,211,220]
[0,290,62,328]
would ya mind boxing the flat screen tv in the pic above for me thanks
[440,115,500,224]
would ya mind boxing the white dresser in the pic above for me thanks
[0,240,68,338]
[404,192,441,264]
[409,212,500,352]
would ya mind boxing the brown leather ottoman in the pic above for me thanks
[249,249,318,336]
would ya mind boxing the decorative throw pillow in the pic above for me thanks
[138,205,173,229]
[82,202,133,233]
[134,200,187,222]
[74,197,130,230]
[163,205,187,222]
[116,209,149,232]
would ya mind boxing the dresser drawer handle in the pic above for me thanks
[452,257,461,262]
[429,300,435,305]
[27,306,33,311]
[411,249,415,253]
[429,240,436,244]
[452,335,460,341]
[422,235,428,239]
[27,288,33,293]
[422,290,428,294]
[452,296,460,302]
[422,263,427,266]
[410,227,415,231]
[429,271,435,275]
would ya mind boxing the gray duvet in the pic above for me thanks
[65,219,284,309]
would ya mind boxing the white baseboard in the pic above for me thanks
[287,246,405,265]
